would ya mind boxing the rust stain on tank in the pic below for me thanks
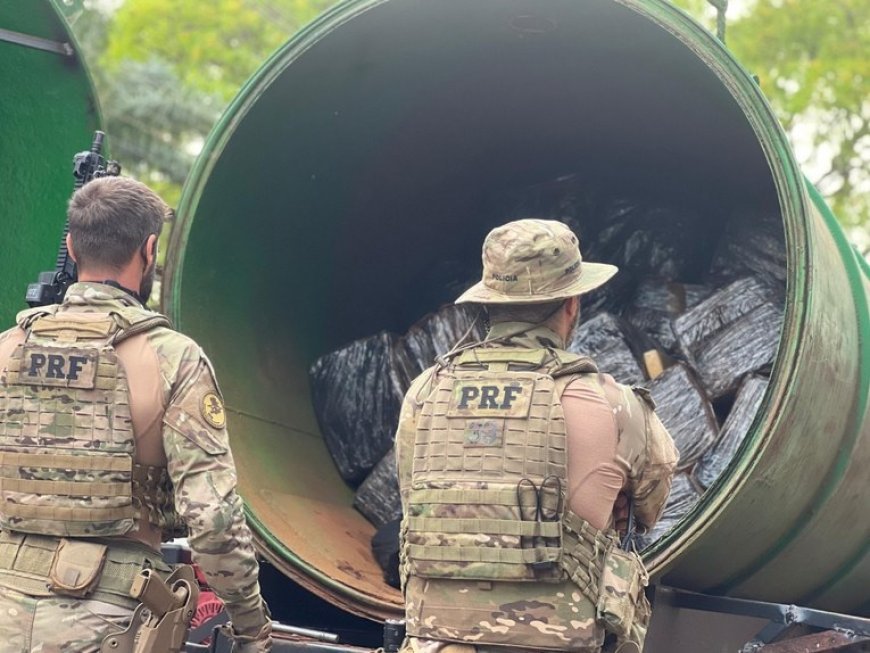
[337,560,365,581]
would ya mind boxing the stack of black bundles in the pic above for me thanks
[647,363,719,471]
[623,279,713,355]
[695,376,769,489]
[310,332,409,485]
[567,312,647,385]
[709,210,787,292]
[673,277,782,399]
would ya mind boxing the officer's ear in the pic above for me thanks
[564,296,580,321]
[141,233,158,268]
[65,233,80,264]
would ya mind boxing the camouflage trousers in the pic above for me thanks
[0,585,132,653]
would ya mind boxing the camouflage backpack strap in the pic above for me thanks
[547,349,599,378]
[109,307,172,344]
[452,346,549,370]
[15,304,60,334]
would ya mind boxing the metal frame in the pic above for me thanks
[189,626,368,653]
[184,612,365,653]
[653,586,870,652]
[181,575,870,652]
[0,28,73,56]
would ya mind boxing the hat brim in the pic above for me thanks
[455,261,619,305]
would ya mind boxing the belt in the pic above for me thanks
[0,530,171,608]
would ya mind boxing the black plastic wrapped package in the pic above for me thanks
[579,270,638,321]
[624,280,713,355]
[371,518,402,589]
[567,312,646,385]
[694,301,782,399]
[647,363,719,471]
[585,201,714,282]
[636,473,701,549]
[672,277,774,362]
[695,376,769,489]
[310,332,409,484]
[624,308,679,353]
[709,210,787,291]
[402,304,486,378]
[354,448,402,529]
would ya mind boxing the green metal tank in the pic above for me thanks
[163,0,869,620]
[0,0,101,324]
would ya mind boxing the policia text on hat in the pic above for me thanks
[394,219,679,653]
[0,177,271,653]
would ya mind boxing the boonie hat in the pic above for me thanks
[456,219,618,305]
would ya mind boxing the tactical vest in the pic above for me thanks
[402,346,621,652]
[0,305,184,539]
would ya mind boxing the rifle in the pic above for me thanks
[25,130,121,307]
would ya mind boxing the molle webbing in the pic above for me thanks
[408,515,561,537]
[452,345,598,378]
[0,310,170,539]
[0,338,136,536]
[406,360,568,582]
[21,309,170,345]
[0,531,170,608]
[132,464,186,539]
[562,511,613,604]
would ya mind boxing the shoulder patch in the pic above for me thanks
[163,359,229,455]
[201,392,226,429]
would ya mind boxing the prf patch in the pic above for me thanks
[201,392,226,429]
[19,346,98,389]
[447,379,534,418]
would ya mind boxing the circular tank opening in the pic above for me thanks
[166,0,791,618]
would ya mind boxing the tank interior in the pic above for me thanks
[168,0,782,617]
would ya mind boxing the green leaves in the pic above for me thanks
[673,0,869,233]
[67,0,334,206]
[67,0,867,239]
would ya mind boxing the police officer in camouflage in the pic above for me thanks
[394,219,679,653]
[0,177,271,652]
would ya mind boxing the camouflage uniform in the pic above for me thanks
[0,283,270,652]
[394,220,678,653]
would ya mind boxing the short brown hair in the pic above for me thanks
[68,176,166,271]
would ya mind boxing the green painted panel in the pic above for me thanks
[0,0,100,324]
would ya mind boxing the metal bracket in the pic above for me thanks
[653,586,870,653]
[0,27,73,56]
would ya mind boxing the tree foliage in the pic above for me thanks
[105,0,333,102]
[673,0,870,233]
[67,0,334,205]
[67,0,868,243]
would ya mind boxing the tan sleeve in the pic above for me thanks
[599,375,679,532]
[162,353,271,638]
[561,377,626,531]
